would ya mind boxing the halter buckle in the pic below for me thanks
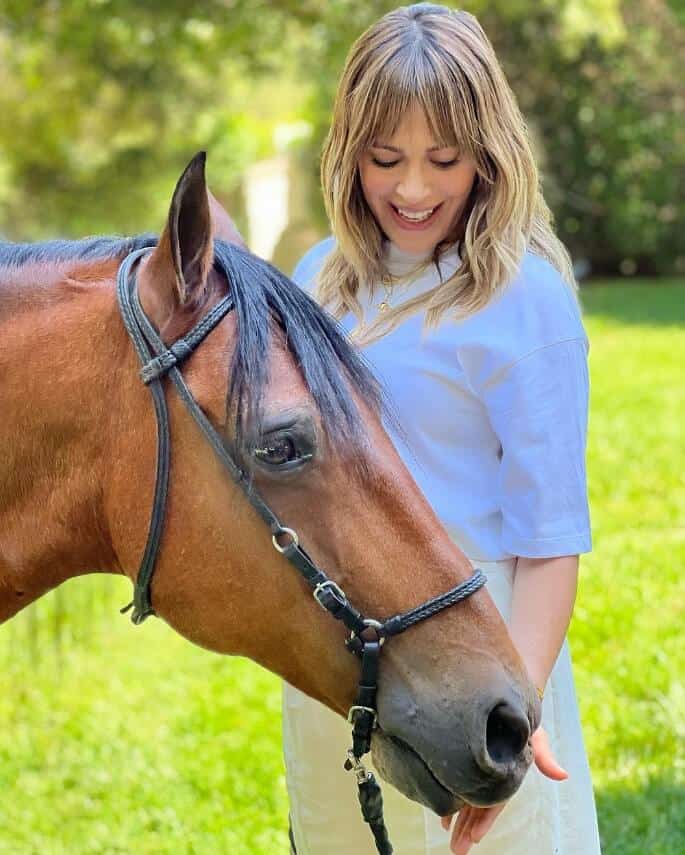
[313,579,347,610]
[347,705,378,728]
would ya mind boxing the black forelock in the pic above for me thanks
[213,240,386,466]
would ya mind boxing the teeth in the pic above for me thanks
[396,206,436,222]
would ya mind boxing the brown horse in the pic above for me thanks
[0,154,539,819]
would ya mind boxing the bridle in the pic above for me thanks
[116,245,486,855]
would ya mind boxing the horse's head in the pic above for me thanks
[0,154,539,817]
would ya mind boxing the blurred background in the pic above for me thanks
[1,1,683,853]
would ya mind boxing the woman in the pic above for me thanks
[283,4,601,854]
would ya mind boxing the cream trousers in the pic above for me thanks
[283,558,602,855]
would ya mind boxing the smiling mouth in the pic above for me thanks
[390,202,443,226]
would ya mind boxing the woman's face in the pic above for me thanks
[358,104,477,256]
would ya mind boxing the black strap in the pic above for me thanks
[116,248,171,622]
[351,639,382,758]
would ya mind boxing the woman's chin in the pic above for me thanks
[381,220,455,257]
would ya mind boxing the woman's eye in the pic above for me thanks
[433,158,460,169]
[371,158,400,168]
[254,435,312,468]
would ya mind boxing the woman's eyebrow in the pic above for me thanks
[372,143,455,153]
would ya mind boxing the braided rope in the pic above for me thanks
[382,570,487,638]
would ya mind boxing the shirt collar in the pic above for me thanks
[382,240,462,278]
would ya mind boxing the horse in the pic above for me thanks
[0,153,539,833]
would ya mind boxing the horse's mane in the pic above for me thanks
[0,234,158,268]
[0,235,386,469]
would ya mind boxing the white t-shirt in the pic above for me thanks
[292,238,591,562]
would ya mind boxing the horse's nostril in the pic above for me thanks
[485,702,530,766]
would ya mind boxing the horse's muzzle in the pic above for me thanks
[371,678,538,816]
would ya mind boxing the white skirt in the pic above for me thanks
[283,558,602,854]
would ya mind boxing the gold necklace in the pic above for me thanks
[377,279,396,313]
[377,265,429,313]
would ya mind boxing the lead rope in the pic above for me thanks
[115,246,487,855]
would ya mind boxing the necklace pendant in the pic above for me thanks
[378,300,390,312]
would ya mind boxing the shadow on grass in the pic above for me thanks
[580,279,685,327]
[597,778,685,855]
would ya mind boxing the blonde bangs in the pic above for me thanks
[317,4,576,346]
[346,29,481,162]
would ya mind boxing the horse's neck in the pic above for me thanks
[0,268,122,622]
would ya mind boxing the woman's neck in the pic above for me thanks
[382,240,460,278]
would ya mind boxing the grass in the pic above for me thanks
[1,598,289,855]
[1,277,683,854]
[572,278,685,854]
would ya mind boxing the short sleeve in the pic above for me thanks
[480,338,592,558]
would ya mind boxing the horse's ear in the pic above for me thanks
[138,152,213,330]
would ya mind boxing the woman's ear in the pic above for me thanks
[137,152,214,333]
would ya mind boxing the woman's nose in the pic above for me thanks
[396,167,430,204]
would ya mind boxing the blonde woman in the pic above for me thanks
[283,4,601,854]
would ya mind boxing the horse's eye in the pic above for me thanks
[254,434,313,469]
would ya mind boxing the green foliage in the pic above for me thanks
[295,0,684,276]
[0,1,309,237]
[496,2,685,276]
[1,279,684,853]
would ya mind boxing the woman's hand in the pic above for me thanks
[440,727,567,854]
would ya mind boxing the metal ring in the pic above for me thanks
[350,618,386,646]
[272,526,299,553]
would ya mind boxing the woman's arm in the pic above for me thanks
[444,555,579,855]
[510,554,579,692]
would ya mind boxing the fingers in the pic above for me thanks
[450,807,478,855]
[532,728,568,781]
[469,805,505,842]
[448,804,506,855]
[443,730,567,854]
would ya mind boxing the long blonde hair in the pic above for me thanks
[317,3,576,344]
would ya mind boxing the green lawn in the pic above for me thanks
[1,278,684,854]
[572,279,685,854]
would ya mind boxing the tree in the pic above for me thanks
[0,0,311,237]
